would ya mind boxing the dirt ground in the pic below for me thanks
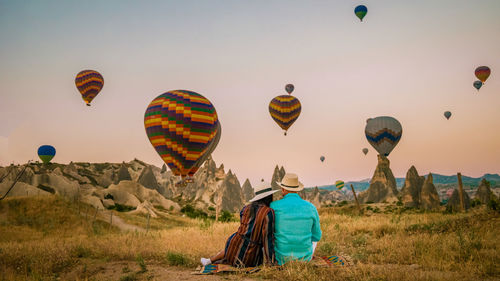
[62,260,253,281]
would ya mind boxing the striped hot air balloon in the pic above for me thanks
[269,95,301,136]
[144,90,219,178]
[188,122,221,177]
[474,66,490,83]
[75,70,104,106]
[38,145,56,164]
[335,180,344,190]
[365,116,402,157]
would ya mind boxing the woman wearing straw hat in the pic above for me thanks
[270,173,322,265]
[200,181,277,267]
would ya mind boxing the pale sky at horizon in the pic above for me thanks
[1,0,499,187]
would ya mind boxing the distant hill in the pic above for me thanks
[313,173,500,191]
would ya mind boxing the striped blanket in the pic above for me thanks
[193,255,349,275]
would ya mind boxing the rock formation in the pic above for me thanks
[137,165,160,191]
[241,179,254,202]
[399,166,424,207]
[359,155,398,203]
[161,164,167,173]
[215,170,244,212]
[116,164,132,183]
[447,188,471,211]
[475,179,496,204]
[271,165,286,190]
[420,173,440,210]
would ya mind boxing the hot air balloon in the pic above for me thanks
[473,80,483,90]
[354,5,367,21]
[444,111,451,120]
[38,145,56,164]
[269,95,301,136]
[362,148,369,155]
[475,66,490,83]
[365,116,402,157]
[144,90,219,178]
[335,180,344,190]
[75,70,104,106]
[320,156,325,162]
[285,84,294,94]
[187,122,222,177]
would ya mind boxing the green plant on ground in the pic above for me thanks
[136,254,147,273]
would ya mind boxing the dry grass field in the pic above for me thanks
[0,196,499,281]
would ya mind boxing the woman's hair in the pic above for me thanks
[248,194,273,221]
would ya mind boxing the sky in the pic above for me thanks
[1,0,499,187]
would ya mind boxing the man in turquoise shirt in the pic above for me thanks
[270,173,322,265]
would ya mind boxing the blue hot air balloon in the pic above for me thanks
[473,80,483,91]
[38,145,56,163]
[354,5,368,22]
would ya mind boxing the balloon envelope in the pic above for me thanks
[474,66,490,83]
[285,84,294,94]
[188,122,221,176]
[75,70,104,106]
[444,111,451,120]
[362,148,369,155]
[365,116,402,157]
[144,90,219,178]
[38,145,56,163]
[354,5,367,21]
[473,80,483,90]
[320,156,325,162]
[335,180,344,190]
[269,95,301,135]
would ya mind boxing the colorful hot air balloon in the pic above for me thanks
[188,122,222,177]
[285,84,294,94]
[335,180,344,190]
[474,66,490,83]
[144,90,219,178]
[269,95,302,136]
[473,80,483,90]
[38,145,56,164]
[365,116,402,157]
[320,156,325,162]
[362,148,369,155]
[444,111,452,120]
[354,5,367,21]
[75,70,104,106]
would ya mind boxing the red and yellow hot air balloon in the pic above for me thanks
[474,66,491,83]
[75,70,104,106]
[144,90,219,179]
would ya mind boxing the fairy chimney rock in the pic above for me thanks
[420,173,440,210]
[399,166,425,207]
[116,164,132,183]
[447,188,471,212]
[138,165,160,191]
[241,179,254,202]
[359,155,398,203]
[475,178,495,204]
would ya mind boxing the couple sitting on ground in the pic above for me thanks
[201,173,321,267]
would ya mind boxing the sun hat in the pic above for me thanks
[277,173,304,191]
[249,180,278,202]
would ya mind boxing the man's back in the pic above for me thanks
[270,193,322,265]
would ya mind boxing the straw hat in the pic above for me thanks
[249,180,278,202]
[277,173,304,191]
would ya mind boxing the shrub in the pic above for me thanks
[104,193,114,200]
[165,251,191,266]
[181,204,208,219]
[487,199,499,212]
[136,254,147,273]
[218,210,234,222]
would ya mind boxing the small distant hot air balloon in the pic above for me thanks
[473,80,483,90]
[285,84,294,94]
[75,70,104,106]
[474,66,490,83]
[38,145,56,164]
[320,156,325,162]
[335,180,345,190]
[144,90,219,179]
[362,148,369,155]
[365,116,402,157]
[444,111,452,120]
[269,95,302,136]
[354,5,368,22]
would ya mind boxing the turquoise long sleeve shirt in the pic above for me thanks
[270,193,322,265]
